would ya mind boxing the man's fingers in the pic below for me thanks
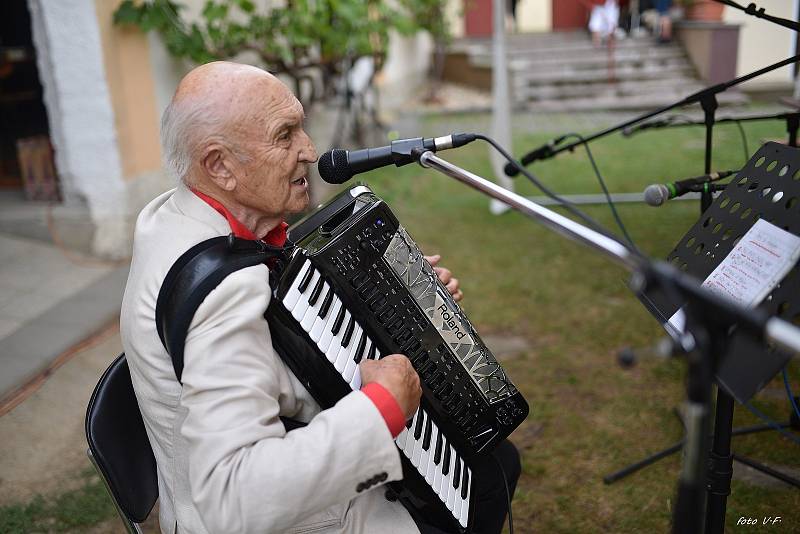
[446,277,459,293]
[452,289,463,302]
[425,254,441,267]
[434,266,452,284]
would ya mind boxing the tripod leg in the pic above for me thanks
[705,390,735,534]
[732,453,800,489]
[603,441,684,484]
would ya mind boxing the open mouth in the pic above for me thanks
[291,176,307,186]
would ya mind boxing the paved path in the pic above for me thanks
[0,232,128,401]
[0,326,122,505]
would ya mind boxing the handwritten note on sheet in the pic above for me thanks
[701,219,800,307]
[667,220,800,334]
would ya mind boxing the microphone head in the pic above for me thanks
[318,149,352,184]
[643,184,669,207]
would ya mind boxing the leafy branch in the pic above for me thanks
[113,0,448,106]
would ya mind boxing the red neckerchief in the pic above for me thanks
[191,189,288,247]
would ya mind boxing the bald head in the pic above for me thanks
[160,61,290,184]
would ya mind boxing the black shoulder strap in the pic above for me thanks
[155,234,289,383]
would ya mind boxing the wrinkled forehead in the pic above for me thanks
[229,77,304,134]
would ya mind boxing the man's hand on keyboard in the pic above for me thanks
[360,355,422,419]
[425,254,463,302]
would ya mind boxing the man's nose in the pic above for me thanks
[299,130,317,162]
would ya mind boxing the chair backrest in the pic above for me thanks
[85,353,158,524]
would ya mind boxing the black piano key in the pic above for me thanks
[422,416,433,450]
[406,417,413,430]
[453,455,461,489]
[461,468,469,500]
[414,410,425,440]
[341,316,355,347]
[318,287,334,318]
[442,442,451,475]
[298,265,315,292]
[433,431,443,464]
[367,344,377,360]
[353,332,367,364]
[331,305,346,335]
[308,276,324,305]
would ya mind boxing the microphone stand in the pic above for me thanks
[412,149,800,534]
[712,0,800,32]
[625,111,800,148]
[505,54,800,182]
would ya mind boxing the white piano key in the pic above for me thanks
[458,467,472,528]
[424,425,439,485]
[349,365,362,390]
[299,289,324,331]
[410,413,426,468]
[308,285,331,342]
[290,270,319,321]
[362,339,374,360]
[452,471,464,525]
[433,453,444,494]
[342,352,358,383]
[332,315,353,371]
[395,427,409,449]
[317,299,342,356]
[403,411,420,458]
[445,449,457,511]
[417,434,430,479]
[281,259,311,311]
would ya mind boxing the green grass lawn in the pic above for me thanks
[2,113,797,533]
[355,116,800,532]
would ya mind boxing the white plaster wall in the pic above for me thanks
[518,0,552,32]
[380,31,434,112]
[723,0,797,89]
[27,0,127,258]
[446,0,465,38]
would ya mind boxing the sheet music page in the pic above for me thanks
[667,220,800,333]
[701,219,800,307]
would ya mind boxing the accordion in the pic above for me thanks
[266,184,529,532]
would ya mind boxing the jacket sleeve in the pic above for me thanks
[179,264,403,534]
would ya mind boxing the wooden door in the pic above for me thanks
[552,0,590,30]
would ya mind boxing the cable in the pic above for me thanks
[474,134,638,256]
[741,399,800,446]
[734,120,750,166]
[562,132,640,252]
[491,453,514,534]
[784,367,800,422]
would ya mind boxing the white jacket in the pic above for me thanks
[120,183,418,534]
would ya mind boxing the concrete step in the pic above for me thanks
[471,51,690,72]
[512,63,696,85]
[502,57,693,79]
[522,90,748,112]
[513,77,702,100]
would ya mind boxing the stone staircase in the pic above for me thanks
[442,31,748,111]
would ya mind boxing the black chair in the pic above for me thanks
[85,353,158,533]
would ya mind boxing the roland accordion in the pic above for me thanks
[266,184,529,532]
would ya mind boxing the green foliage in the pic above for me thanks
[113,0,449,104]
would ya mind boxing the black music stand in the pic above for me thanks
[611,142,800,532]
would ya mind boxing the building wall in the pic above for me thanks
[446,0,553,37]
[723,0,797,89]
[27,0,129,257]
[518,0,552,32]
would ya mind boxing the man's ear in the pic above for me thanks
[201,145,237,191]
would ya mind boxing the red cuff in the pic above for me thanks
[361,382,406,438]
